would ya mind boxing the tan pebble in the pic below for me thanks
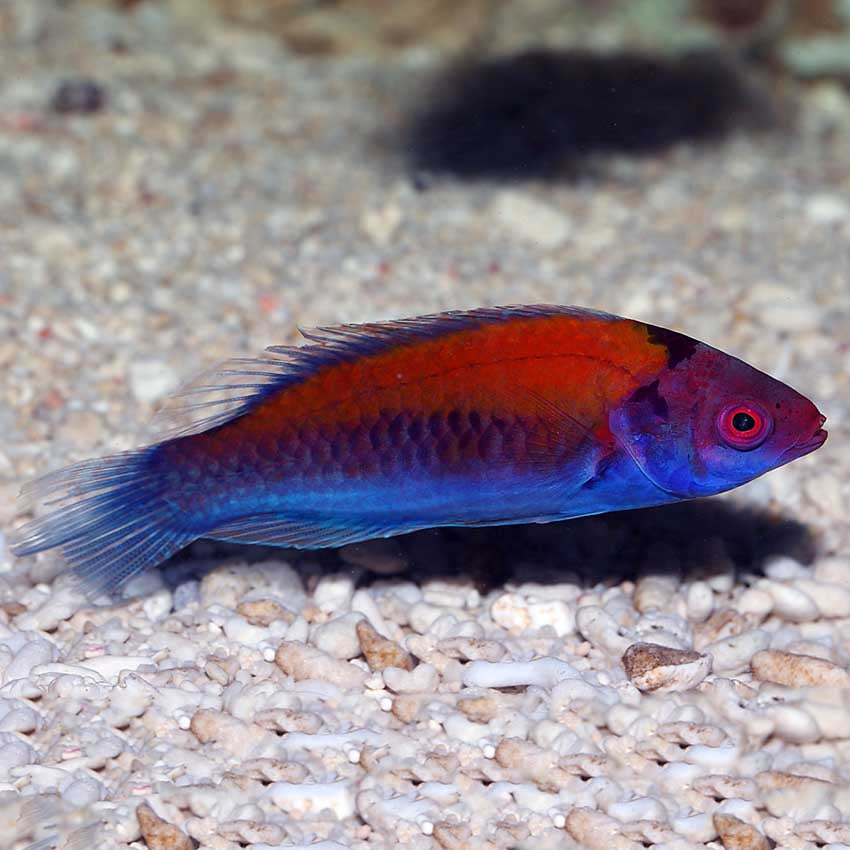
[437,636,507,662]
[494,738,532,770]
[565,807,643,850]
[713,813,770,850]
[254,707,322,734]
[622,642,711,693]
[558,753,608,778]
[0,601,26,617]
[274,640,368,689]
[432,821,472,850]
[694,608,746,646]
[752,649,850,688]
[797,821,850,844]
[693,774,758,801]
[657,721,726,747]
[457,694,504,723]
[356,619,415,671]
[136,803,193,850]
[391,694,423,723]
[189,709,221,744]
[301,604,325,623]
[756,770,833,792]
[237,758,308,784]
[220,821,285,844]
[236,598,294,626]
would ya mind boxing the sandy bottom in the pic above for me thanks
[1,4,850,849]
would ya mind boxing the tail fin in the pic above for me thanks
[10,448,195,598]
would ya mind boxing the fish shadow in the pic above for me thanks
[169,498,816,595]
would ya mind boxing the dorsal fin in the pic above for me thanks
[150,304,617,439]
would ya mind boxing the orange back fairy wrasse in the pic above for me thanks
[11,306,827,596]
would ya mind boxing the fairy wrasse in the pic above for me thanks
[11,305,827,596]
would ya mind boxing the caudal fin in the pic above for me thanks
[10,448,195,597]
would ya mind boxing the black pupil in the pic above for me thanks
[732,411,756,432]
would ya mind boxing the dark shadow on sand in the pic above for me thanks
[163,498,817,596]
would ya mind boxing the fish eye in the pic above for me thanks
[717,403,771,450]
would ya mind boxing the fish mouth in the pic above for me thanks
[783,414,828,460]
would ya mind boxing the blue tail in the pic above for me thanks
[10,448,195,597]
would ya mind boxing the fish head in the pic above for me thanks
[610,341,827,498]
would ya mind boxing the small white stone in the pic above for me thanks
[763,581,820,622]
[360,202,402,246]
[737,587,774,618]
[704,629,771,674]
[759,301,822,332]
[764,556,809,581]
[763,704,821,743]
[312,612,365,660]
[462,657,578,689]
[813,556,850,584]
[804,473,844,516]
[129,359,179,403]
[408,601,445,635]
[685,581,714,622]
[313,573,355,613]
[62,775,103,807]
[491,191,572,248]
[795,579,850,618]
[804,193,850,224]
[383,662,438,694]
[490,592,574,636]
[575,605,633,655]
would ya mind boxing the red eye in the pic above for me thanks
[717,403,771,450]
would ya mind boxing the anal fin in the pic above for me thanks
[208,514,424,550]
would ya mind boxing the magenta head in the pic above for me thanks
[610,341,827,498]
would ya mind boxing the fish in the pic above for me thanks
[10,305,827,597]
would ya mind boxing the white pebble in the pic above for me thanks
[804,473,843,516]
[814,556,850,584]
[704,629,771,674]
[804,193,850,224]
[313,573,355,613]
[762,581,820,622]
[62,775,103,807]
[462,657,579,689]
[762,704,820,743]
[491,191,572,248]
[490,592,575,636]
[383,663,438,694]
[737,587,774,617]
[3,638,57,684]
[268,780,355,819]
[350,589,391,637]
[575,606,633,654]
[686,582,714,622]
[684,744,740,770]
[129,359,179,403]
[312,612,365,659]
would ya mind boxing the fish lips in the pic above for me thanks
[781,415,828,462]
